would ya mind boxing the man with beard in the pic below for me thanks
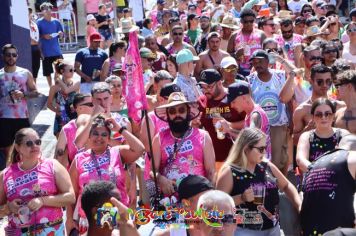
[335,70,356,134]
[220,15,239,52]
[275,18,303,65]
[152,92,216,196]
[194,32,230,77]
[0,44,38,167]
[227,9,266,76]
[194,15,211,55]
[199,69,245,170]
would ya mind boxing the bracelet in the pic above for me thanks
[118,126,127,134]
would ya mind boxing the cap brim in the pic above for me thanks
[220,24,239,29]
[154,101,200,121]
[249,56,267,61]
[115,25,140,34]
[221,62,238,68]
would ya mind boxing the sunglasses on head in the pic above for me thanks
[79,102,94,107]
[316,79,332,87]
[4,52,18,58]
[91,130,109,137]
[24,139,41,147]
[252,146,267,154]
[314,111,333,118]
[168,106,187,115]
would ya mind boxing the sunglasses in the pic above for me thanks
[200,82,217,90]
[323,48,338,54]
[309,56,322,61]
[316,79,332,87]
[206,214,236,224]
[266,48,283,54]
[314,111,333,118]
[282,29,293,34]
[334,81,350,89]
[168,106,187,115]
[66,68,75,72]
[347,28,356,33]
[91,131,109,137]
[173,32,183,36]
[111,84,122,88]
[302,9,312,13]
[252,146,267,154]
[4,52,18,58]
[24,139,42,147]
[79,102,94,107]
[242,19,254,24]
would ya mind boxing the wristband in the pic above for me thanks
[118,126,127,134]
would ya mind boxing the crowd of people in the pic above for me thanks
[1,0,356,235]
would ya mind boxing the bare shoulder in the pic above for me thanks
[221,50,230,56]
[334,100,346,110]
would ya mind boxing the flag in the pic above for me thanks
[122,31,148,123]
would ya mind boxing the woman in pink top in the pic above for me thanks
[0,128,75,235]
[66,115,144,234]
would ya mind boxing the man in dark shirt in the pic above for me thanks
[199,69,245,171]
[74,32,108,94]
[300,134,356,235]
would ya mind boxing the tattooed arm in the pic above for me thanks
[55,129,69,168]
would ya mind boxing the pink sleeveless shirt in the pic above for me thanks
[3,159,63,228]
[144,112,169,180]
[234,29,263,70]
[62,119,78,167]
[245,105,272,160]
[159,128,206,183]
[75,147,129,209]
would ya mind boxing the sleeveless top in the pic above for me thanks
[167,43,190,55]
[248,69,289,126]
[234,29,263,70]
[159,128,206,183]
[308,129,342,162]
[109,57,121,75]
[62,119,78,167]
[74,147,129,211]
[230,162,279,230]
[144,112,169,181]
[301,149,356,235]
[3,159,63,228]
[55,84,77,127]
[0,67,29,119]
[275,34,303,62]
[245,105,272,160]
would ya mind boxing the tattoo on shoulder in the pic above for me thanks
[56,149,65,157]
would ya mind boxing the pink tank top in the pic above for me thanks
[275,34,303,62]
[144,112,169,180]
[62,119,78,167]
[245,105,272,160]
[159,128,206,183]
[75,147,128,209]
[3,159,63,228]
[234,29,263,70]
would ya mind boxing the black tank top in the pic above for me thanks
[309,129,341,162]
[301,149,356,235]
[230,162,279,230]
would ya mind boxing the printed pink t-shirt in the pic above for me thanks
[3,159,63,228]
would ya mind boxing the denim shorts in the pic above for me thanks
[99,28,113,41]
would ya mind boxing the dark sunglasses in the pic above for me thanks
[347,28,356,33]
[323,48,338,54]
[173,32,183,36]
[266,48,283,54]
[282,29,293,34]
[314,111,333,118]
[24,139,42,147]
[206,214,236,224]
[334,81,350,89]
[66,68,75,72]
[302,9,312,13]
[242,19,254,24]
[4,52,18,58]
[309,56,322,61]
[252,146,267,154]
[79,102,94,107]
[200,82,217,90]
[91,131,109,137]
[316,79,332,87]
[168,106,187,115]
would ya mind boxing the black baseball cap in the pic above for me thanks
[249,49,269,61]
[177,175,214,200]
[188,13,200,21]
[295,16,306,25]
[225,80,250,103]
[159,83,181,97]
[198,69,222,85]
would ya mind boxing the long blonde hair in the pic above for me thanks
[223,128,266,170]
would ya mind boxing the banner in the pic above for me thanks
[123,31,148,123]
